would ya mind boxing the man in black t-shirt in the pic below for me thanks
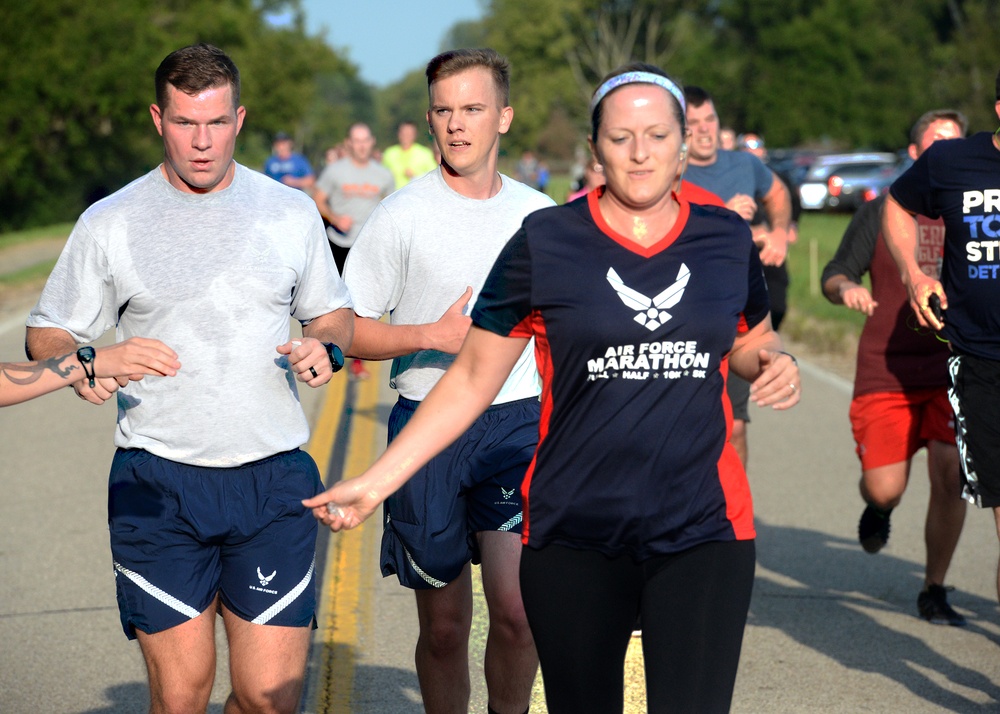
[884,69,1000,608]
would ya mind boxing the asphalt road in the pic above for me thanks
[3,283,1000,712]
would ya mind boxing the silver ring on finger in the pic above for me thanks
[789,382,796,392]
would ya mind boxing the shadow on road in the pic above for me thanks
[751,518,1000,712]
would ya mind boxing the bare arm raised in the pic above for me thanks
[823,275,878,317]
[882,194,945,330]
[27,326,127,405]
[303,326,527,529]
[756,171,793,266]
[276,307,355,387]
[348,286,474,360]
[313,187,353,235]
[5,336,180,407]
[727,316,800,411]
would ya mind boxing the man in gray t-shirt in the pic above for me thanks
[313,122,395,273]
[333,49,553,714]
[683,85,793,471]
[25,44,353,714]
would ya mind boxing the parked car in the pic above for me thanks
[766,149,824,192]
[798,153,900,211]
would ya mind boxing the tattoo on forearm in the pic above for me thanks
[1,357,76,386]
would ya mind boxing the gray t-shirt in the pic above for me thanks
[27,163,352,467]
[316,158,395,248]
[344,168,554,401]
[683,149,774,203]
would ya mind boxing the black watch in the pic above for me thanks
[76,346,96,387]
[324,343,345,373]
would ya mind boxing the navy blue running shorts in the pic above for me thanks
[108,448,323,639]
[948,353,1000,508]
[381,395,540,589]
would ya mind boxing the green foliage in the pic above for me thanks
[440,18,491,51]
[0,261,59,286]
[483,0,584,157]
[0,0,364,231]
[0,224,74,252]
[236,24,366,168]
[6,0,1000,231]
[403,0,1000,160]
[929,0,1000,133]
[372,69,433,153]
[782,212,866,351]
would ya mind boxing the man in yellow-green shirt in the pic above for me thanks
[382,120,438,190]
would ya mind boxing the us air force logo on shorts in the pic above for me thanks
[252,566,278,595]
[497,485,517,506]
[607,263,690,330]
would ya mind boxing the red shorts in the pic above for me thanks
[849,388,955,471]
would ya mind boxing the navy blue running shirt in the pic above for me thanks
[890,132,1000,360]
[472,190,769,560]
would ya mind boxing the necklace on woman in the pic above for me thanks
[632,216,649,241]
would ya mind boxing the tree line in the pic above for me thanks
[3,0,999,230]
[0,0,367,231]
[470,0,1000,164]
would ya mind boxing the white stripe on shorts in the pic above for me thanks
[403,546,448,588]
[498,511,522,532]
[948,354,982,507]
[113,561,201,619]
[252,557,315,625]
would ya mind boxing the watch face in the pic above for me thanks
[77,345,97,386]
[326,343,345,372]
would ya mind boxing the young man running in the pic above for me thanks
[25,44,353,713]
[341,49,554,714]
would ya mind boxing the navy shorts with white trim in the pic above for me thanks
[108,448,323,639]
[381,395,539,589]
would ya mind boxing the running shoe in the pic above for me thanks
[917,584,967,627]
[857,504,892,554]
[349,358,370,380]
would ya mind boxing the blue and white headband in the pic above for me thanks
[589,71,686,115]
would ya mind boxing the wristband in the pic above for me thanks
[778,350,797,365]
[76,346,96,387]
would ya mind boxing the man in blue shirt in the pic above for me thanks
[682,85,792,470]
[264,131,315,192]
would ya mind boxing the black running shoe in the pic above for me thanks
[917,584,967,627]
[858,505,892,554]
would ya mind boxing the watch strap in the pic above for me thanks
[76,346,96,387]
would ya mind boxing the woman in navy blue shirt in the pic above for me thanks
[307,63,800,713]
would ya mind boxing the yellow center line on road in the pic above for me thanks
[304,378,347,482]
[307,364,383,714]
[304,367,646,712]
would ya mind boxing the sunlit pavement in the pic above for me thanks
[3,297,1000,711]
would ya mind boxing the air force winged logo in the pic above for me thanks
[257,567,276,587]
[606,263,690,330]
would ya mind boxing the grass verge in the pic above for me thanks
[0,260,59,285]
[782,212,865,356]
[0,223,73,252]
